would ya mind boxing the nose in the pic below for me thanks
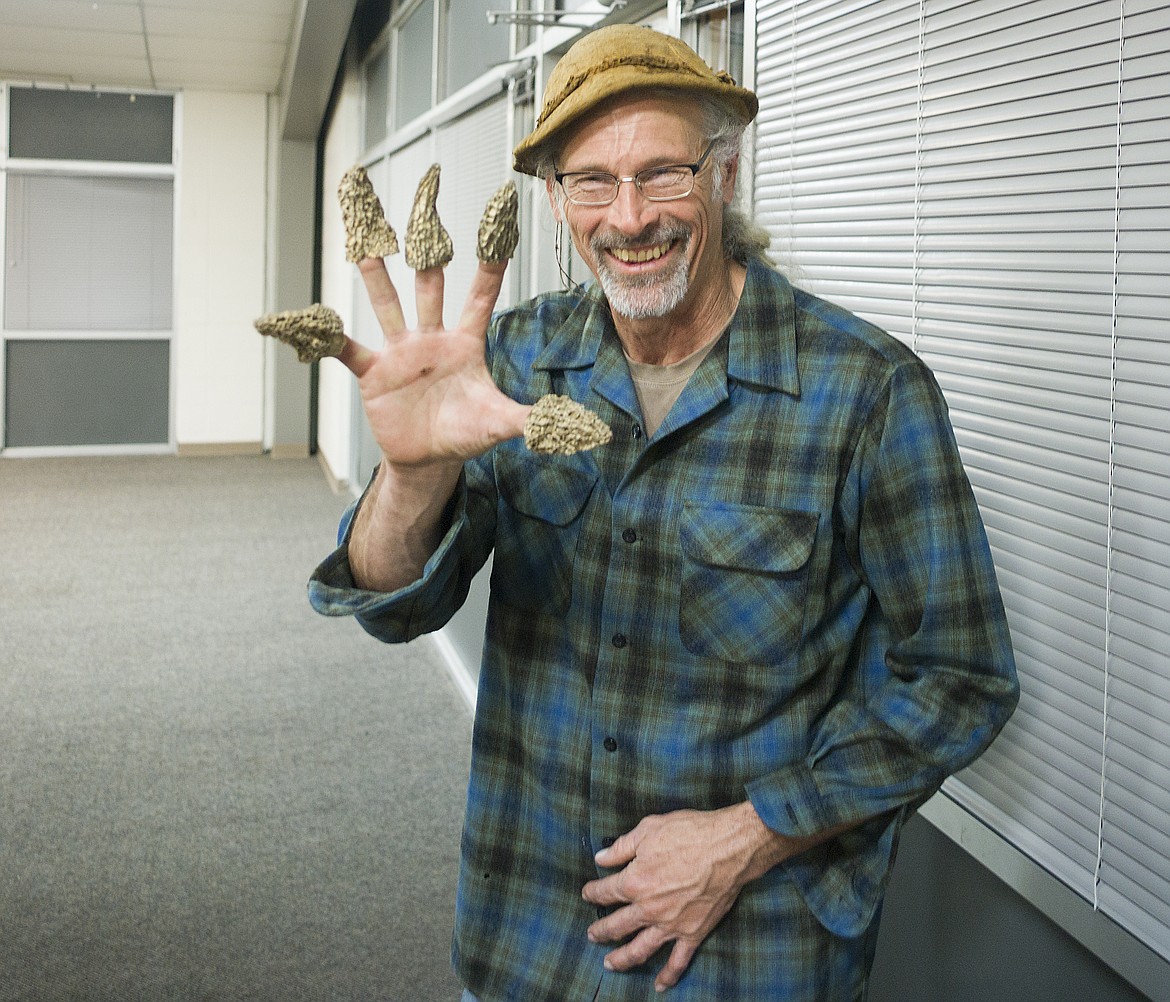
[609,176,658,232]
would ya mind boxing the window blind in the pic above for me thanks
[754,0,1170,963]
[435,97,513,320]
[4,172,173,331]
[1101,0,1170,946]
[755,0,922,343]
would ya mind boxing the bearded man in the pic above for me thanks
[310,24,1018,1002]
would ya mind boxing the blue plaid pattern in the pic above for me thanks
[310,262,1018,1001]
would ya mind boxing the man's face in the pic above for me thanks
[548,94,736,322]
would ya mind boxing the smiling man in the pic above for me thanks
[309,24,1019,1002]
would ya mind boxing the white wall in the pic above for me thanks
[174,90,268,448]
[316,56,364,487]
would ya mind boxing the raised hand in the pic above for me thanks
[338,256,530,469]
[336,169,529,469]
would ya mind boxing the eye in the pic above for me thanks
[568,172,616,194]
[638,166,692,196]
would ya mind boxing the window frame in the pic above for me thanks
[0,82,178,455]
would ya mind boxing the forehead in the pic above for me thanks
[557,92,704,168]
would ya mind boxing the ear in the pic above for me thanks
[720,153,740,206]
[546,174,564,222]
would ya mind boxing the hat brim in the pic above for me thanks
[512,68,758,177]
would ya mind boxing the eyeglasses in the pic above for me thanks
[554,139,718,207]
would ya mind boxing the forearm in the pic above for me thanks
[348,459,464,592]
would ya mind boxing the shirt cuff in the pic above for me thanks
[745,759,831,842]
[307,471,470,642]
[745,760,901,939]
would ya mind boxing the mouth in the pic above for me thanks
[606,239,675,265]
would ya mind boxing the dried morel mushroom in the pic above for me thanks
[404,164,454,271]
[524,394,613,455]
[254,304,346,364]
[338,165,399,263]
[477,181,520,264]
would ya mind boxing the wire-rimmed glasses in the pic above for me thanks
[554,139,718,206]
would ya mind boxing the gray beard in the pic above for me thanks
[591,229,691,320]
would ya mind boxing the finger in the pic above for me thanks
[457,260,508,336]
[602,926,671,974]
[358,257,407,339]
[595,823,645,869]
[582,871,631,907]
[335,336,377,378]
[655,939,699,993]
[415,267,445,329]
[588,901,647,945]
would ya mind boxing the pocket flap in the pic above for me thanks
[499,452,597,527]
[682,501,818,573]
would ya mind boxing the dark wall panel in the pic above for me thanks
[5,340,169,448]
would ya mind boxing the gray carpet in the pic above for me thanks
[0,455,471,1002]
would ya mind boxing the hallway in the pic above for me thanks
[0,455,470,1001]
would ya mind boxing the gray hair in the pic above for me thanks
[529,87,776,268]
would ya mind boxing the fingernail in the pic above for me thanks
[603,958,614,971]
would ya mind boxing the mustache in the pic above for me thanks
[591,222,691,253]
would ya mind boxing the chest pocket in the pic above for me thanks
[680,501,819,664]
[492,452,597,615]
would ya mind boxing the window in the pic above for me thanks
[364,39,391,148]
[8,87,173,163]
[395,0,436,126]
[5,174,173,331]
[2,86,175,451]
[447,0,511,96]
[683,0,745,87]
[754,0,1170,972]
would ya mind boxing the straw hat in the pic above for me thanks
[512,24,758,177]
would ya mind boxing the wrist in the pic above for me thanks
[348,460,463,592]
[729,801,794,882]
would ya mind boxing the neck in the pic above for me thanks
[614,259,747,365]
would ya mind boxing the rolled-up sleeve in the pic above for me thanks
[308,464,495,643]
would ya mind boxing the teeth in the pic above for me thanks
[611,241,671,264]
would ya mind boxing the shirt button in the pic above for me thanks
[611,633,627,649]
[603,736,618,752]
[631,424,643,440]
[621,528,637,544]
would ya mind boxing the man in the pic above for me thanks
[310,24,1019,1001]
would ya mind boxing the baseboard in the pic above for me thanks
[316,451,350,496]
[269,442,311,460]
[920,792,1167,1001]
[428,630,477,712]
[176,441,263,457]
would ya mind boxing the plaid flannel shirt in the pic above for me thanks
[309,261,1019,1001]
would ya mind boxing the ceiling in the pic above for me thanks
[0,0,360,140]
[0,0,303,93]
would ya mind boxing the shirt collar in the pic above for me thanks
[532,260,800,399]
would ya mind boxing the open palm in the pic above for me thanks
[337,257,530,468]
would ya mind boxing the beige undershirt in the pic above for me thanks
[625,337,720,438]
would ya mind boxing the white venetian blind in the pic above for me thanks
[435,96,514,319]
[1101,0,1170,947]
[5,173,173,331]
[754,0,1170,963]
[755,0,922,344]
